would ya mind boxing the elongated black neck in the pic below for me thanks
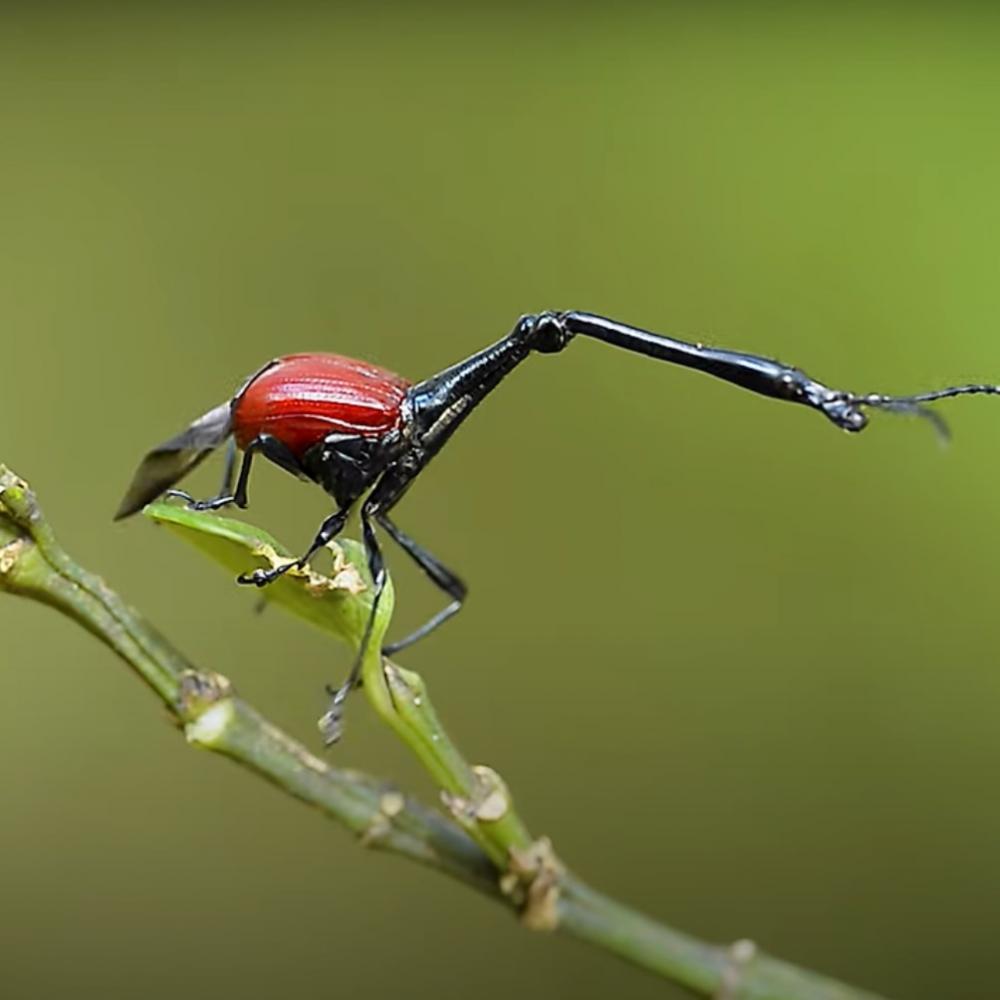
[563,312,798,397]
[561,310,867,430]
[407,321,537,447]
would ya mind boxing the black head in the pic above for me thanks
[519,312,574,355]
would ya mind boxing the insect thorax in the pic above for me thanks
[300,432,400,507]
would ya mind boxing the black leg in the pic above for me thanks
[319,510,389,745]
[377,512,467,655]
[170,433,308,514]
[166,437,260,511]
[155,428,358,590]
[318,461,467,743]
[353,462,470,656]
[219,437,237,497]
[237,505,352,587]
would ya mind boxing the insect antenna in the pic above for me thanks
[852,383,1000,443]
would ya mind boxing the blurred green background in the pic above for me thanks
[3,6,1000,999]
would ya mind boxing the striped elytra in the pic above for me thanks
[232,353,411,457]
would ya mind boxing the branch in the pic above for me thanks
[0,465,888,1000]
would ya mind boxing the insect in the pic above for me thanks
[116,310,999,741]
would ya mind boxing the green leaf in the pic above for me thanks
[143,500,394,653]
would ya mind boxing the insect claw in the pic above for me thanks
[319,681,351,746]
[318,708,344,746]
[164,489,197,505]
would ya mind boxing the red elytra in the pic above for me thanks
[232,353,411,457]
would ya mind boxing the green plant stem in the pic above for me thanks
[558,877,885,999]
[0,465,889,999]
[369,658,534,866]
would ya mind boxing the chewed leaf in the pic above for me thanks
[143,499,393,652]
[250,540,367,596]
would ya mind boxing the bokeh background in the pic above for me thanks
[3,6,1000,999]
